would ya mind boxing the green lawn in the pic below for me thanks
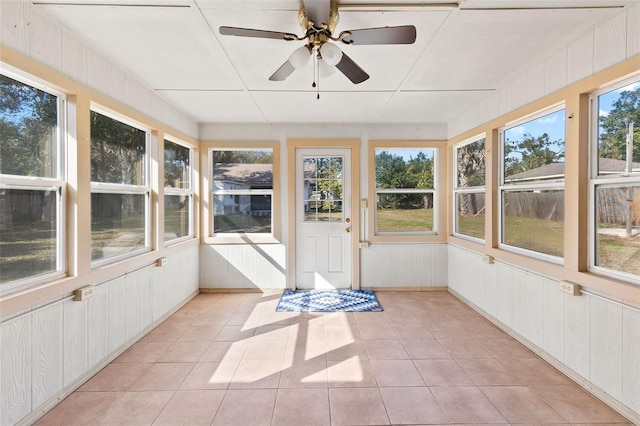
[0,223,56,283]
[457,214,485,239]
[214,214,271,234]
[377,208,433,232]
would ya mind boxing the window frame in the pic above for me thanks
[163,137,195,245]
[0,69,67,295]
[89,106,151,266]
[203,142,280,244]
[498,104,566,263]
[368,140,446,243]
[452,134,486,243]
[588,75,640,284]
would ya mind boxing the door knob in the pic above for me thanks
[345,217,351,223]
[346,227,351,233]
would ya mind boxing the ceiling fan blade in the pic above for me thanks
[340,25,417,45]
[302,0,330,29]
[335,52,369,84]
[269,60,296,81]
[219,26,297,41]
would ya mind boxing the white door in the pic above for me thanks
[296,149,352,289]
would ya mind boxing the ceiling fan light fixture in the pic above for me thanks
[319,59,337,77]
[319,42,342,66]
[289,45,311,70]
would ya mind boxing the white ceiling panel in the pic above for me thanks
[252,91,395,122]
[157,90,266,123]
[37,4,244,90]
[381,90,491,123]
[404,7,623,90]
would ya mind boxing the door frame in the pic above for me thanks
[287,139,361,290]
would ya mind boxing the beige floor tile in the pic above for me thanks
[327,358,378,388]
[114,342,171,363]
[457,358,523,386]
[324,323,361,342]
[499,357,572,385]
[214,325,256,342]
[212,389,277,426]
[481,386,567,424]
[35,392,120,425]
[180,362,237,390]
[325,340,368,361]
[252,324,292,341]
[402,338,451,359]
[364,339,410,359]
[370,359,425,387]
[430,386,508,424]
[285,333,327,361]
[242,339,288,360]
[531,385,630,423]
[392,323,434,340]
[358,323,398,339]
[98,391,173,425]
[479,337,537,359]
[229,358,283,389]
[153,390,225,426]
[272,388,331,426]
[379,386,449,425]
[161,312,199,328]
[128,362,194,391]
[329,387,390,425]
[279,357,328,388]
[79,363,152,391]
[353,311,389,324]
[140,324,188,343]
[156,341,209,362]
[437,337,493,358]
[199,341,248,362]
[413,359,474,386]
[191,311,233,326]
[177,325,223,342]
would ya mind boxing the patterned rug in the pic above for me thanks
[275,289,383,312]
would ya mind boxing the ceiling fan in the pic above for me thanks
[218,0,416,85]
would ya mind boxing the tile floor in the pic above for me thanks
[37,291,632,425]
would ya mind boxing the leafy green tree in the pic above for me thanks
[599,87,640,162]
[504,132,564,177]
[375,150,433,209]
[0,74,57,177]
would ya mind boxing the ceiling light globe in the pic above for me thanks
[319,59,337,77]
[320,42,342,66]
[289,45,311,70]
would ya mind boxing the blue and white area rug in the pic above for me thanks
[276,289,383,312]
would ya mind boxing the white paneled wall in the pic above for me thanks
[361,244,448,288]
[0,246,199,426]
[0,0,197,139]
[448,244,640,422]
[200,244,287,289]
[448,2,640,138]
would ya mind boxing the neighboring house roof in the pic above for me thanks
[507,158,640,182]
[213,163,273,184]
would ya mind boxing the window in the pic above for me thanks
[454,136,486,240]
[211,149,274,236]
[500,106,566,259]
[374,148,436,234]
[590,76,640,281]
[164,139,193,243]
[90,109,149,263]
[0,72,65,293]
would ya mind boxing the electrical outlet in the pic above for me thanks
[74,285,95,301]
[359,242,369,248]
[559,280,581,296]
[156,257,167,267]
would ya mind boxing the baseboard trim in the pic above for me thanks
[448,288,640,425]
[362,286,448,292]
[199,287,276,294]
